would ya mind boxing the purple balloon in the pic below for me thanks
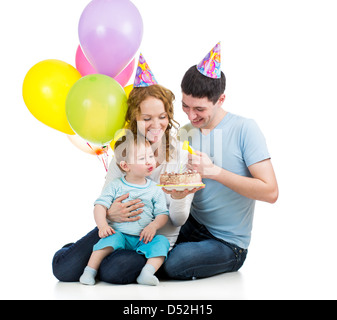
[78,0,143,78]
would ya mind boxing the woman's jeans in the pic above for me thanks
[52,216,247,284]
[52,227,147,284]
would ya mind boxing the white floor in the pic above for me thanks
[51,267,337,300]
[2,233,336,300]
[3,264,336,300]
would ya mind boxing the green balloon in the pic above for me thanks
[66,74,127,145]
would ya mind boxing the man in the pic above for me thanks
[164,43,278,279]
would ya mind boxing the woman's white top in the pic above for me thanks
[102,140,193,249]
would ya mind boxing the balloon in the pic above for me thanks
[110,127,126,149]
[123,84,133,98]
[67,134,108,155]
[75,45,135,86]
[75,45,96,76]
[66,74,128,145]
[22,59,81,134]
[114,58,135,87]
[78,0,143,78]
[67,134,110,171]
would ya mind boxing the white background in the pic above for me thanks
[1,0,337,300]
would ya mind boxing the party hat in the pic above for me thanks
[197,42,221,79]
[133,53,158,87]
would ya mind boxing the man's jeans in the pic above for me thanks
[52,217,247,284]
[163,215,247,280]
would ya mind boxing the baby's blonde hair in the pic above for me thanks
[113,130,150,169]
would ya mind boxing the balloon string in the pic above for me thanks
[101,146,109,172]
[87,142,109,172]
[86,142,93,150]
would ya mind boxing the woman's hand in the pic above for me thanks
[162,186,205,199]
[107,193,144,223]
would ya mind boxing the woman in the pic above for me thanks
[52,84,202,284]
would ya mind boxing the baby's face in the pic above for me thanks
[128,144,156,176]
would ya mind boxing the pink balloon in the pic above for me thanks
[114,58,135,87]
[75,45,135,86]
[78,0,143,78]
[75,45,96,76]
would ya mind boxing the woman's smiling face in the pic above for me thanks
[137,96,169,143]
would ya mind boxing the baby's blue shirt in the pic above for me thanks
[94,176,169,236]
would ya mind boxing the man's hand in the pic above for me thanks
[187,150,222,178]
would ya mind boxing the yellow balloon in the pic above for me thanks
[22,59,81,134]
[124,84,133,98]
[110,127,127,149]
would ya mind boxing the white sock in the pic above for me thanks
[79,266,97,285]
[136,264,159,286]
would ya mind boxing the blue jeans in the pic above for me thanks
[163,215,248,280]
[52,228,147,284]
[52,217,247,284]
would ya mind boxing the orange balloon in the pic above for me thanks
[67,135,108,155]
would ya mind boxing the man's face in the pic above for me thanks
[182,93,223,130]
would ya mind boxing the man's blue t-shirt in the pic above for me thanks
[180,112,270,249]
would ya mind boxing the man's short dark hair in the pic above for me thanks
[181,65,226,104]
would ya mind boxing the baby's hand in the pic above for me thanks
[139,224,156,244]
[99,225,115,238]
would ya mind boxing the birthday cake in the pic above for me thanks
[159,170,202,186]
